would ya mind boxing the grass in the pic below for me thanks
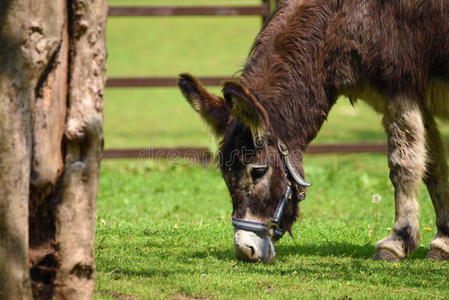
[104,13,261,148]
[104,88,395,148]
[95,156,449,299]
[97,1,449,299]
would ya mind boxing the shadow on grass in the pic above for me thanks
[189,248,235,261]
[99,245,448,292]
[411,246,433,259]
[231,244,448,290]
[96,239,449,293]
[271,258,449,290]
[188,241,432,261]
[276,241,376,259]
[277,242,432,260]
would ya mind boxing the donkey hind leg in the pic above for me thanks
[423,110,449,260]
[375,99,427,261]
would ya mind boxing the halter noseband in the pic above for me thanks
[231,140,312,239]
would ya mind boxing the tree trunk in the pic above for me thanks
[0,0,107,299]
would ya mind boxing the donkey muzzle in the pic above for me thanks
[234,229,275,263]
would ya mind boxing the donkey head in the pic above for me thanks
[178,74,310,263]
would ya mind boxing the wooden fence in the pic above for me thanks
[108,5,272,18]
[104,1,390,161]
[106,1,273,89]
[103,144,388,164]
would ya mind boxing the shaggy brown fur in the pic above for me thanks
[179,0,449,260]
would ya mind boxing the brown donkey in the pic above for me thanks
[178,0,449,263]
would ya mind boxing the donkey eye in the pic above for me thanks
[250,166,268,181]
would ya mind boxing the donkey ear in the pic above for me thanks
[178,73,230,136]
[222,81,269,132]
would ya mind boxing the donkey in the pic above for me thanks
[178,0,449,263]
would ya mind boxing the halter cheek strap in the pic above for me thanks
[231,140,312,240]
[277,140,311,188]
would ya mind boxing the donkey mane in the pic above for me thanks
[233,0,449,150]
[240,0,337,149]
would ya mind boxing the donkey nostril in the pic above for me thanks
[235,242,258,261]
[247,245,255,257]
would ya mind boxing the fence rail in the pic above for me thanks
[108,6,271,17]
[106,76,230,88]
[103,143,389,162]
[107,1,271,89]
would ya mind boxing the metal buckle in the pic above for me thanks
[266,220,279,238]
[298,191,306,202]
[277,140,289,156]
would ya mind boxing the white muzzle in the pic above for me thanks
[234,229,275,263]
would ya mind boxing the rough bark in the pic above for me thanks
[53,0,107,298]
[0,0,107,299]
[28,2,69,297]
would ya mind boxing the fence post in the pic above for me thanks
[261,0,271,24]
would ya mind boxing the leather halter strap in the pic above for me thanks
[231,140,311,239]
[277,140,312,188]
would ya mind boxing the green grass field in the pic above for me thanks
[97,1,449,299]
[96,157,449,299]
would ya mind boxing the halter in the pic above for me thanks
[232,140,312,239]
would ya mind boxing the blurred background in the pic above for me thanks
[105,0,449,152]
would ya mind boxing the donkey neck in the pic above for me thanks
[240,1,337,151]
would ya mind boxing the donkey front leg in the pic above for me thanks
[375,99,427,261]
[423,110,449,260]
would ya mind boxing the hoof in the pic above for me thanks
[374,249,402,262]
[427,248,449,261]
